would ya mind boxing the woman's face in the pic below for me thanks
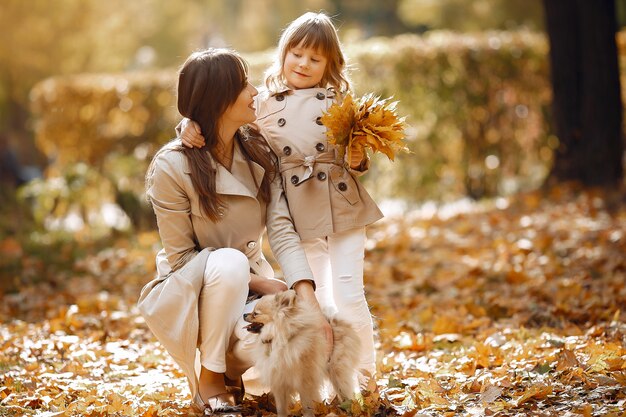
[283,41,328,89]
[221,82,258,127]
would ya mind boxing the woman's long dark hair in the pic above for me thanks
[160,48,276,221]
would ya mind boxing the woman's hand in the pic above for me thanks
[180,119,205,148]
[293,280,334,360]
[249,273,288,295]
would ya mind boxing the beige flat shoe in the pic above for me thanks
[193,392,242,416]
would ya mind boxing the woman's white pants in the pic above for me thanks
[197,248,259,379]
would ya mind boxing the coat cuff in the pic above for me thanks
[287,277,316,291]
[282,260,315,290]
[346,153,371,177]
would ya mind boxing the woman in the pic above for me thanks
[137,49,331,416]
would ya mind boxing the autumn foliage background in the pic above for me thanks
[1,1,626,416]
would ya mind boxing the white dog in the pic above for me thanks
[243,290,361,417]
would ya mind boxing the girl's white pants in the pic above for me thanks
[301,227,376,375]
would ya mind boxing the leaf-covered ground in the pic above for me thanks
[1,186,625,416]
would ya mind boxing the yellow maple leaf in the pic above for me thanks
[514,383,552,407]
[321,92,409,162]
[320,93,355,150]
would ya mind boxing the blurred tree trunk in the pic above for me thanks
[543,0,623,186]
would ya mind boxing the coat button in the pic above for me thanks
[317,172,327,181]
[338,182,347,191]
[291,175,299,184]
[276,94,284,101]
[278,118,286,127]
[247,241,256,249]
[315,116,323,126]
[283,146,292,156]
[316,92,325,100]
[315,142,325,152]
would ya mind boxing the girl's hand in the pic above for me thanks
[348,145,366,170]
[293,280,334,360]
[249,273,288,295]
[180,119,205,148]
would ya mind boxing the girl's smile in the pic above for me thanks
[283,42,328,89]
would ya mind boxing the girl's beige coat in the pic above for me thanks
[255,87,383,240]
[137,141,312,399]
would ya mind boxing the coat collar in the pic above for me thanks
[218,141,265,198]
[182,141,265,198]
[268,86,336,99]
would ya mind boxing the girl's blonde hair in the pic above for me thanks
[265,12,351,94]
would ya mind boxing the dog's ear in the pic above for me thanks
[275,289,297,309]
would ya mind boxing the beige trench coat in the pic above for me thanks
[254,87,383,240]
[137,139,312,399]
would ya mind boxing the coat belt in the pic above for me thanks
[280,150,341,186]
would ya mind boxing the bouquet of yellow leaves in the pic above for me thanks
[320,93,409,162]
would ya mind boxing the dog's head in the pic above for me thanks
[243,289,298,334]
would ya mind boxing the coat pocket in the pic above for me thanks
[329,165,360,205]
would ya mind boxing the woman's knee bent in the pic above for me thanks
[203,248,251,292]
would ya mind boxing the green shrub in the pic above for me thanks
[346,31,552,201]
[29,70,177,237]
[29,31,552,237]
[31,70,178,166]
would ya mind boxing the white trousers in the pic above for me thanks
[301,227,376,374]
[197,248,259,379]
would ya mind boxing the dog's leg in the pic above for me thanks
[299,392,316,417]
[299,377,322,417]
[274,389,290,417]
[329,367,357,401]
[328,325,361,400]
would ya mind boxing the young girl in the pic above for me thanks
[181,12,383,381]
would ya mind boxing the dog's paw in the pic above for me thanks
[245,322,264,334]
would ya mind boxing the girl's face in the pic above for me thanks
[221,81,258,127]
[283,41,328,89]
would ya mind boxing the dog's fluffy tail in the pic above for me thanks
[327,317,361,400]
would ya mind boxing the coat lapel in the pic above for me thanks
[181,140,265,198]
[216,142,265,198]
